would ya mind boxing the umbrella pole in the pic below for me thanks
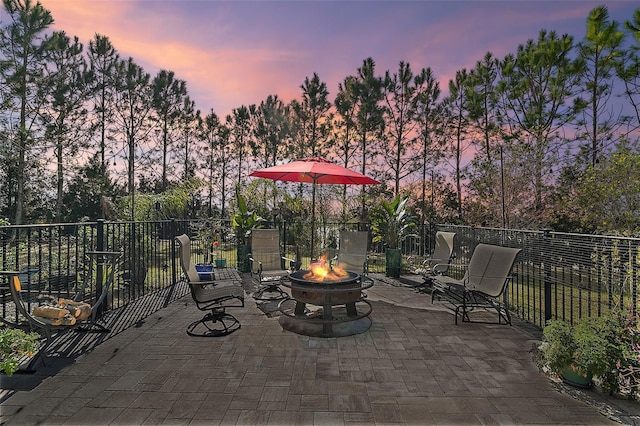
[311,181,316,261]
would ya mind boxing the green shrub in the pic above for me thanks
[0,329,40,376]
[538,320,576,374]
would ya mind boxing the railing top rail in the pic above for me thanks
[0,222,98,230]
[436,224,640,243]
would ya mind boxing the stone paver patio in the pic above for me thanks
[1,271,637,425]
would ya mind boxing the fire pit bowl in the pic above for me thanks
[288,270,362,306]
[278,269,374,338]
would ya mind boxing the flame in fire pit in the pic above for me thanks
[303,254,349,282]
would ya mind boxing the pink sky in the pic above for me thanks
[40,0,638,120]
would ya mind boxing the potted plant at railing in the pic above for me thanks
[232,191,263,272]
[370,195,417,278]
[573,315,625,395]
[615,306,640,399]
[193,218,225,274]
[0,328,40,376]
[212,236,227,268]
[536,314,627,392]
[535,320,593,388]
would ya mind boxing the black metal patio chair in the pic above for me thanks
[176,234,244,337]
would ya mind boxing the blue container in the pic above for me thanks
[195,264,214,280]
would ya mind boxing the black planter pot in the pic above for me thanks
[560,365,593,388]
[237,244,251,273]
[385,248,401,278]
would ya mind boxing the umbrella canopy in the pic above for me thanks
[249,157,381,260]
[249,157,381,185]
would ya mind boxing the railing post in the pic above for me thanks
[632,239,638,317]
[163,219,179,309]
[171,219,177,287]
[543,229,552,323]
[96,219,105,315]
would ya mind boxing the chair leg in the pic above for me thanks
[186,308,240,337]
[253,282,288,301]
[22,329,55,373]
[18,340,49,374]
[416,277,434,294]
[75,320,111,333]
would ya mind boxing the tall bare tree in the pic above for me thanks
[575,5,625,167]
[334,75,360,221]
[498,30,581,225]
[41,31,92,222]
[443,69,471,218]
[353,57,384,218]
[412,67,442,225]
[0,0,53,224]
[113,57,152,219]
[382,61,421,195]
[87,34,119,170]
[151,69,187,191]
[228,105,251,188]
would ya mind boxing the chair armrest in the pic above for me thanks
[192,279,218,287]
[247,256,263,274]
[282,256,300,271]
[429,262,451,273]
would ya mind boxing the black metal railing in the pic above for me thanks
[1,219,638,330]
[435,225,640,327]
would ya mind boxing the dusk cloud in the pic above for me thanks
[40,0,637,119]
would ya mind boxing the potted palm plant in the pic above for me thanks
[370,195,417,278]
[232,191,263,272]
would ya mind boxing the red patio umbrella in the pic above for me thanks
[249,157,381,259]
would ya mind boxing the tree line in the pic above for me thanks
[1,0,639,235]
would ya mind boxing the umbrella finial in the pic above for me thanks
[301,157,332,164]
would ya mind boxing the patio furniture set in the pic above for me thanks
[3,228,521,372]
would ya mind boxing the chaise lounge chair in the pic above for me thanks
[431,243,521,325]
[417,231,456,292]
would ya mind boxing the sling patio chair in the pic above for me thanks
[332,230,369,275]
[176,234,244,337]
[415,231,456,293]
[431,243,521,325]
[248,229,296,301]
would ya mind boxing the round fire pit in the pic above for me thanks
[289,270,362,305]
[278,270,374,338]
